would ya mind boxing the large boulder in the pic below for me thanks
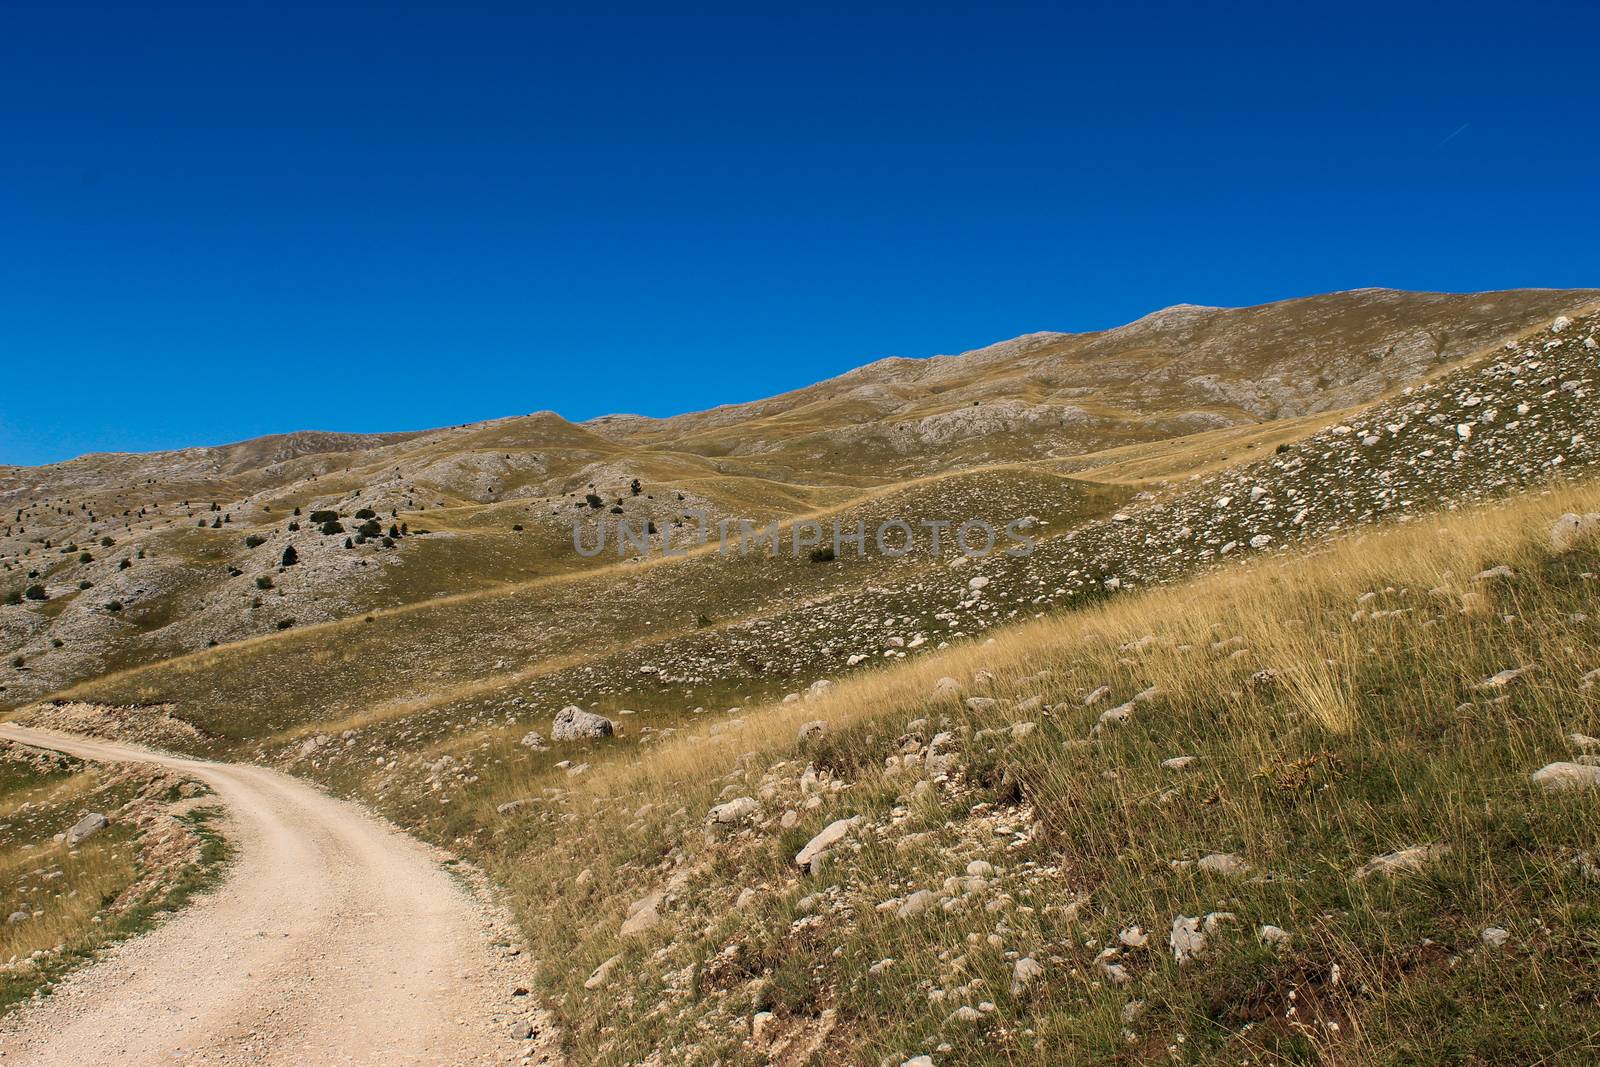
[1532,761,1600,792]
[619,893,663,937]
[66,812,108,847]
[551,706,615,742]
[705,797,759,826]
[794,816,860,872]
[1551,512,1600,552]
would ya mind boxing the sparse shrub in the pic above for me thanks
[630,479,642,496]
[3,591,21,606]
[809,546,836,563]
[10,656,21,669]
[24,584,47,601]
[78,552,92,563]
[276,618,295,630]
[696,612,714,628]
[256,575,273,590]
[104,600,122,612]
[320,521,344,535]
[99,536,114,547]
[119,558,131,570]
[511,524,524,532]
[585,493,603,509]
[354,508,376,520]
[78,580,92,590]
[281,546,298,567]
[244,534,266,548]
[357,520,382,538]
[309,510,338,524]
[288,521,300,532]
[50,638,63,648]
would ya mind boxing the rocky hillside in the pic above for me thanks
[6,288,1600,1064]
[0,288,1594,709]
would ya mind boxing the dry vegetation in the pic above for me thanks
[461,481,1600,1065]
[0,744,227,1013]
[3,290,1600,1062]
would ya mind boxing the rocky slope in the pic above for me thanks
[1,288,1594,711]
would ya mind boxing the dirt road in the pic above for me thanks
[0,724,550,1066]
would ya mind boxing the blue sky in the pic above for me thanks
[3,2,1596,466]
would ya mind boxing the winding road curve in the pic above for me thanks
[0,724,544,1066]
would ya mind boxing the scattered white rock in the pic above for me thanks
[584,954,622,990]
[1531,762,1600,792]
[1355,843,1450,881]
[1258,924,1292,948]
[1195,852,1251,878]
[706,797,760,825]
[1010,956,1044,995]
[794,816,860,872]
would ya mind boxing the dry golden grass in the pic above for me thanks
[564,480,1592,799]
[451,477,1600,1065]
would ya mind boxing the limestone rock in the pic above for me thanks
[552,706,614,741]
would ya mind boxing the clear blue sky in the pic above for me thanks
[3,2,1596,466]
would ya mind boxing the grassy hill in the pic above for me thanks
[3,288,1600,1062]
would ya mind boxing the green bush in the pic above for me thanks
[104,600,123,613]
[244,534,267,548]
[309,510,338,524]
[256,575,273,590]
[24,584,47,601]
[281,546,299,567]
